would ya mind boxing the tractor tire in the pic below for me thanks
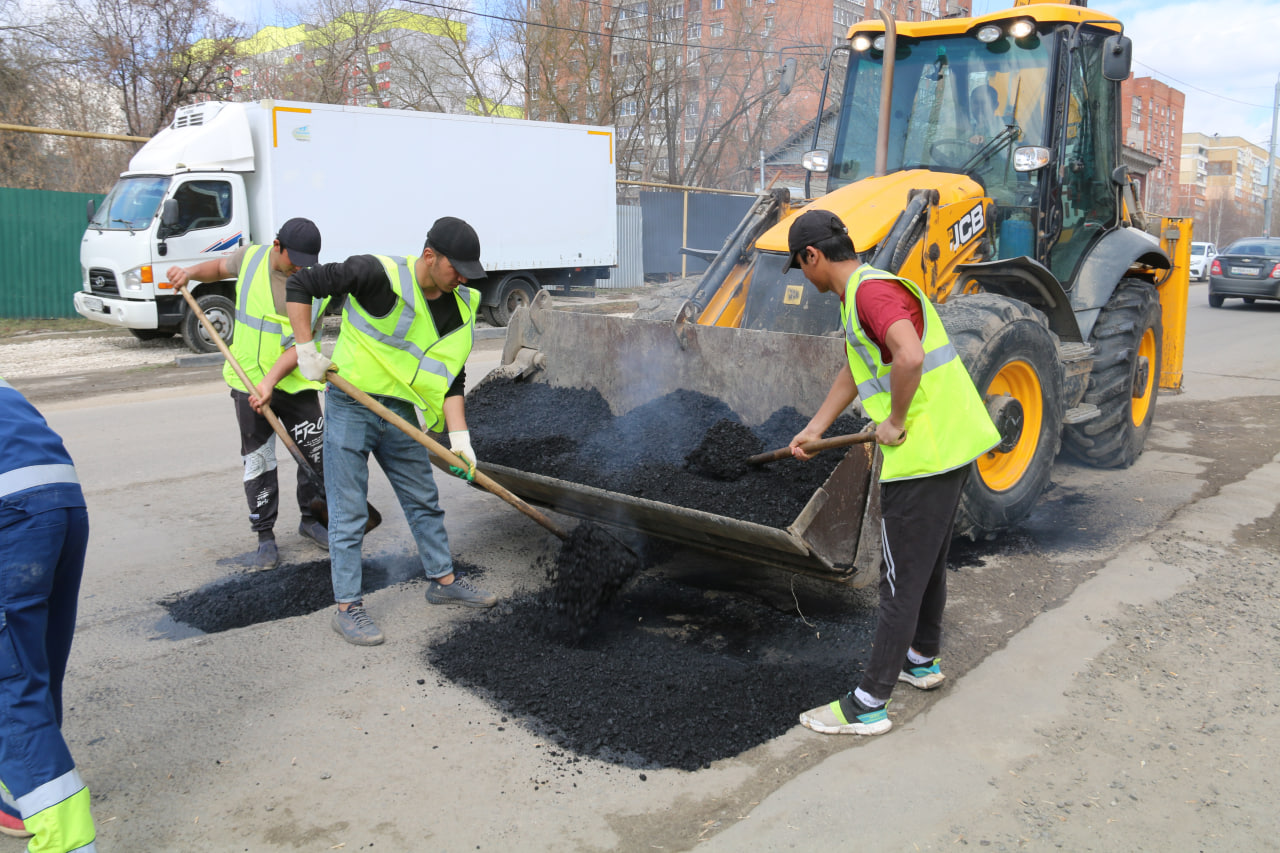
[488,276,537,327]
[180,293,235,354]
[1062,278,1162,468]
[937,294,1065,540]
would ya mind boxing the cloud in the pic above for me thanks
[1110,0,1279,145]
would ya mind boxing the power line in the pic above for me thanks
[1134,60,1270,109]
[402,0,826,58]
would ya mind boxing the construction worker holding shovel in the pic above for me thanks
[166,217,329,569]
[786,210,1000,736]
[286,216,497,647]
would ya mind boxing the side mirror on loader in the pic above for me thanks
[778,57,797,96]
[1101,34,1132,81]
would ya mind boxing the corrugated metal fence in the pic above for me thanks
[0,187,101,318]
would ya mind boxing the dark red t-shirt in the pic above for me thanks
[850,278,924,363]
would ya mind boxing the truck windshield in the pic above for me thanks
[828,28,1056,191]
[89,175,170,231]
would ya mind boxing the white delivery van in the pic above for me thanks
[1189,241,1217,282]
[74,100,618,351]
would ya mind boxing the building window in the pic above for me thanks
[686,101,699,117]
[711,101,722,118]
[1131,95,1141,125]
[711,21,724,36]
[688,22,700,39]
[685,126,697,141]
[712,0,723,9]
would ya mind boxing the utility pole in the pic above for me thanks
[1266,73,1280,238]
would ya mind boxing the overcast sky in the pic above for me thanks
[218,0,1280,150]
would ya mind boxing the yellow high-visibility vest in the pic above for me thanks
[841,264,1000,482]
[331,255,476,431]
[222,244,326,396]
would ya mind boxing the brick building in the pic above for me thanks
[1119,75,1184,216]
[526,0,969,190]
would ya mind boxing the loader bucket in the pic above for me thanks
[472,291,882,586]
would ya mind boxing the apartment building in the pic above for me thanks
[1180,131,1278,240]
[1119,76,1184,216]
[210,11,469,113]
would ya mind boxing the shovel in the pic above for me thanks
[325,371,570,541]
[747,431,877,466]
[175,284,382,533]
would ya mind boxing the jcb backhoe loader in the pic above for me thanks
[474,0,1191,586]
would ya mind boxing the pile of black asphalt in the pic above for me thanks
[467,377,869,528]
[426,380,878,771]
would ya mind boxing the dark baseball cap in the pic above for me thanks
[276,217,322,268]
[787,209,849,269]
[426,216,486,280]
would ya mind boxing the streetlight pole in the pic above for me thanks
[1265,73,1279,238]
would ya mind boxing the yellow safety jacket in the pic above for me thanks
[331,255,477,432]
[841,264,1000,482]
[223,244,327,396]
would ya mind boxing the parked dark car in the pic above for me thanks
[1208,237,1280,307]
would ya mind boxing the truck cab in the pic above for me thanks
[76,170,248,351]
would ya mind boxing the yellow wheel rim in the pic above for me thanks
[977,359,1044,493]
[1131,326,1157,427]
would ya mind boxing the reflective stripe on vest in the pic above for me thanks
[842,264,1000,481]
[0,464,79,499]
[223,245,324,396]
[332,256,476,431]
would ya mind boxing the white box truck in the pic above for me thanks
[74,99,618,352]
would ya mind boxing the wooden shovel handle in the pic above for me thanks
[747,431,877,466]
[325,372,570,541]
[175,285,321,485]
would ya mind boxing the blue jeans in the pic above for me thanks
[324,386,453,604]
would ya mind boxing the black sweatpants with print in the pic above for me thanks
[231,387,324,536]
[858,465,969,701]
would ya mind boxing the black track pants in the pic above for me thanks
[231,388,324,535]
[858,465,969,701]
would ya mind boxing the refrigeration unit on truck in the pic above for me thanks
[74,99,618,352]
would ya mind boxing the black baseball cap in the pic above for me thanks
[276,217,322,268]
[426,216,486,280]
[787,209,849,269]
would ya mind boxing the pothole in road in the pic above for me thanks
[157,554,488,636]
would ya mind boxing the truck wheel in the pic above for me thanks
[938,294,1064,540]
[129,328,175,341]
[180,293,235,354]
[1062,279,1162,468]
[489,277,537,327]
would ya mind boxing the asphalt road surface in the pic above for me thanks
[2,286,1278,851]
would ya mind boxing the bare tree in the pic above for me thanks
[51,0,241,137]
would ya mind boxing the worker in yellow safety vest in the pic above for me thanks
[166,217,329,570]
[785,209,1001,737]
[286,216,498,647]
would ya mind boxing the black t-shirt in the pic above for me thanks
[287,254,467,396]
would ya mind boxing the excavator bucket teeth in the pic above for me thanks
[473,291,882,585]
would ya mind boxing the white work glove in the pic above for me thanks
[296,343,332,382]
[449,430,477,481]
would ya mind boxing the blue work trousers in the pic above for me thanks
[0,489,92,844]
[324,386,453,603]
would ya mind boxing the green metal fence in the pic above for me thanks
[0,187,103,318]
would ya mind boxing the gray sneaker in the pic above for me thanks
[425,576,497,609]
[331,603,385,645]
[252,538,279,570]
[298,519,329,551]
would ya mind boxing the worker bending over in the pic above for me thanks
[0,377,97,851]
[166,217,329,569]
[786,210,1000,736]
[287,216,496,646]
